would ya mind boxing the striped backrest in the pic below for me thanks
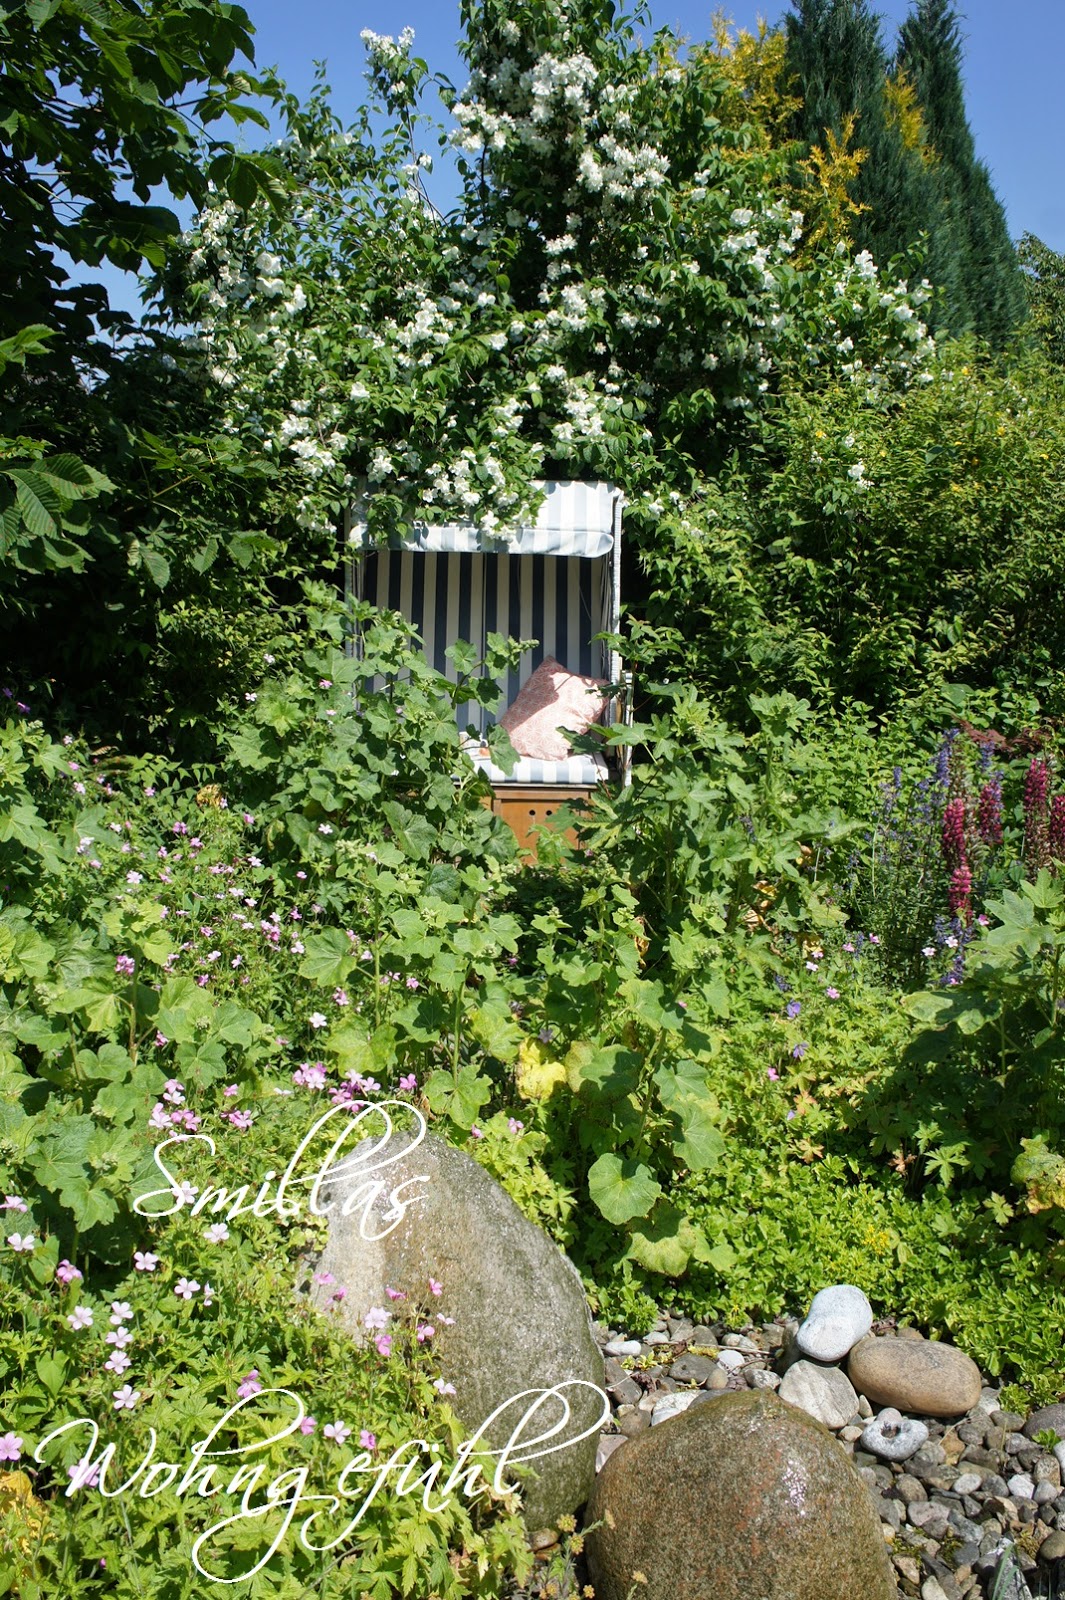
[354,549,611,737]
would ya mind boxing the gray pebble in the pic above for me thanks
[861,1407,929,1462]
[604,1337,642,1358]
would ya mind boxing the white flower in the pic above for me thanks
[113,1385,141,1410]
[204,1223,230,1244]
[6,1233,34,1252]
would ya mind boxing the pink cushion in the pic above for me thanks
[498,656,608,762]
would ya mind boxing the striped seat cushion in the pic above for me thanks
[466,749,610,786]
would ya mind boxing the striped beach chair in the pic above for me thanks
[346,481,629,848]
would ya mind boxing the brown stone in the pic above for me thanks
[848,1335,981,1418]
[585,1389,898,1600]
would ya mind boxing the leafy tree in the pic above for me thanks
[0,0,280,353]
[0,0,292,748]
[1018,233,1065,368]
[167,1,935,620]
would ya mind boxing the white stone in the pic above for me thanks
[650,1391,700,1426]
[604,1338,642,1357]
[716,1349,746,1371]
[779,1359,859,1430]
[1008,1473,1035,1501]
[953,1473,983,1495]
[796,1284,874,1363]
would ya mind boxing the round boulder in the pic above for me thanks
[306,1129,606,1529]
[585,1388,897,1600]
[848,1334,981,1418]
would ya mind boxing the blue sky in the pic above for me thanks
[93,1,1065,316]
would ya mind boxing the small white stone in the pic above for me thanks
[716,1349,746,1371]
[650,1391,700,1426]
[1008,1473,1036,1501]
[796,1284,874,1363]
[604,1338,642,1357]
[953,1473,982,1495]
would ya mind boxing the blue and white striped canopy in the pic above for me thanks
[348,479,620,558]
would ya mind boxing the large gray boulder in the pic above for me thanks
[585,1389,897,1600]
[305,1130,605,1529]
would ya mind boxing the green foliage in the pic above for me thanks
[0,1087,532,1598]
[644,347,1065,709]
[0,0,282,348]
[1019,233,1065,369]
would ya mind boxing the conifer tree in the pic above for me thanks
[784,0,941,283]
[896,0,1025,345]
[785,0,1023,345]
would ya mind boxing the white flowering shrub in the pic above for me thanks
[160,0,938,567]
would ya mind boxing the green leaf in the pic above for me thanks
[625,1204,700,1276]
[298,929,356,987]
[566,1044,641,1099]
[424,1066,491,1129]
[587,1152,661,1223]
[706,1241,738,1274]
[36,1353,67,1397]
[901,991,954,1024]
[141,547,171,588]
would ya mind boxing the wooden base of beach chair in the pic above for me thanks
[490,785,594,857]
